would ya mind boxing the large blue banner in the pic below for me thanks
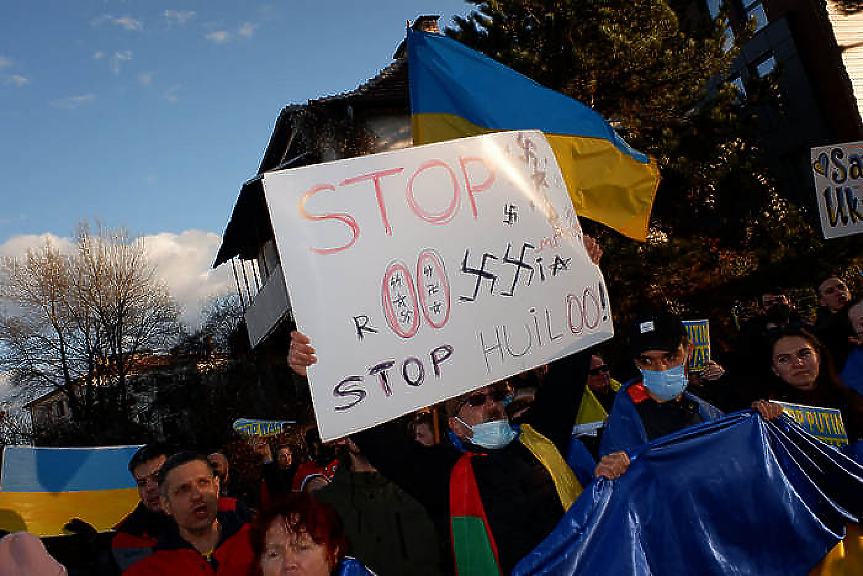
[515,412,863,575]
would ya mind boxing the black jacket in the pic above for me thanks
[353,351,589,574]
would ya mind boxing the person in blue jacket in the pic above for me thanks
[595,308,781,479]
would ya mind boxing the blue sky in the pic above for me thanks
[0,1,473,327]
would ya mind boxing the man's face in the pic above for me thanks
[450,383,510,434]
[634,344,689,373]
[848,302,863,344]
[587,355,611,392]
[276,448,293,470]
[160,460,220,534]
[414,423,435,447]
[819,277,850,313]
[133,455,166,514]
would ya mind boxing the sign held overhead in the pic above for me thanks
[264,131,613,440]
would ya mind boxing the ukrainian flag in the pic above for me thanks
[408,29,660,241]
[0,445,141,536]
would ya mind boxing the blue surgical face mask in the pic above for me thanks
[640,364,688,401]
[455,417,517,449]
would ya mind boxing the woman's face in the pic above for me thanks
[260,517,334,576]
[772,336,820,391]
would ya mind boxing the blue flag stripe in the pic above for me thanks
[406,29,651,164]
[1,445,140,493]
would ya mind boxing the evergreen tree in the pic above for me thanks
[447,0,862,325]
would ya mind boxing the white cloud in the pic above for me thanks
[110,50,133,74]
[142,230,235,327]
[164,84,180,103]
[0,56,12,68]
[91,14,143,31]
[0,233,76,258]
[48,94,95,109]
[92,51,105,60]
[238,22,257,38]
[3,74,29,87]
[0,230,234,329]
[206,30,231,44]
[164,10,196,25]
[138,72,153,86]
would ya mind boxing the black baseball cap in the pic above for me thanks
[628,310,686,357]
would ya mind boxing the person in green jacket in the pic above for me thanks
[314,436,446,576]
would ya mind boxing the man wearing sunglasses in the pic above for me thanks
[289,330,590,575]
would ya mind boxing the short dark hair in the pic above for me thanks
[815,272,844,296]
[627,309,688,358]
[128,443,172,476]
[157,451,213,494]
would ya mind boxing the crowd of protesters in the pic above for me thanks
[1,268,862,575]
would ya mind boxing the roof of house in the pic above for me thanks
[214,16,442,269]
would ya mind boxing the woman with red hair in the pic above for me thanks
[249,493,375,576]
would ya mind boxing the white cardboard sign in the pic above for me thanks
[264,131,613,440]
[810,141,863,238]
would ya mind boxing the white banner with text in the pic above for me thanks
[265,131,613,440]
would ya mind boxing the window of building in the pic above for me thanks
[707,0,721,18]
[706,0,735,52]
[741,0,768,33]
[730,75,747,100]
[754,54,776,77]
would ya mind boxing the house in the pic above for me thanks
[692,0,863,208]
[213,16,441,350]
[23,351,229,441]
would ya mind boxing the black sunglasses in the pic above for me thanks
[588,365,610,376]
[460,389,511,410]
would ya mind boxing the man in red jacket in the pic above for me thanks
[124,452,253,576]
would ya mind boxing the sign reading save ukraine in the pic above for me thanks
[0,445,141,536]
[770,401,848,446]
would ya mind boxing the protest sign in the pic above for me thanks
[810,141,863,238]
[683,319,710,371]
[770,401,848,446]
[233,418,295,438]
[264,130,613,440]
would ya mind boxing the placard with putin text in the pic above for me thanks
[770,401,848,447]
[683,319,710,372]
[233,418,295,439]
[264,131,614,440]
[810,141,863,239]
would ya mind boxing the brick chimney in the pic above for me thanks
[394,15,441,59]
[412,15,440,34]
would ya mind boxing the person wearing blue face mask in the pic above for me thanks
[289,331,591,575]
[595,309,782,480]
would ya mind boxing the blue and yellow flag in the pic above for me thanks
[407,29,660,241]
[0,445,141,536]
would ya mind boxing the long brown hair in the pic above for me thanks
[765,326,841,395]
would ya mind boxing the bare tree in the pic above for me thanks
[0,402,34,445]
[0,222,180,437]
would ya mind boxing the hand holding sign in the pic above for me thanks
[289,331,316,377]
